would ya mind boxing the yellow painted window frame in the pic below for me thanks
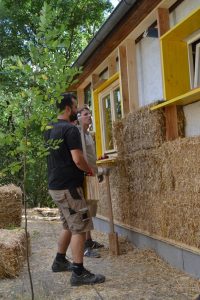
[151,7,200,111]
[93,72,119,158]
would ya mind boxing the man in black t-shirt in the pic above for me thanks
[45,93,105,286]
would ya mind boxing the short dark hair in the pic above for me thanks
[56,93,76,112]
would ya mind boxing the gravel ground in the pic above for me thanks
[0,209,200,300]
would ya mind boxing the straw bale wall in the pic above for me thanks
[0,229,30,278]
[97,104,200,249]
[0,184,22,229]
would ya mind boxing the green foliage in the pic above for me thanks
[0,1,113,207]
[0,0,113,63]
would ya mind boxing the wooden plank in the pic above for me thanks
[157,7,169,36]
[70,0,163,89]
[126,39,139,112]
[157,7,178,141]
[161,40,190,100]
[108,55,116,77]
[91,74,99,88]
[93,78,106,90]
[105,173,119,255]
[151,87,200,110]
[77,88,84,107]
[96,213,200,256]
[118,45,129,116]
[165,105,178,141]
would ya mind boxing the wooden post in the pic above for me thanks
[108,55,116,78]
[118,45,130,116]
[91,73,106,90]
[91,74,99,88]
[104,170,119,256]
[157,7,179,140]
[77,88,84,107]
[126,39,139,112]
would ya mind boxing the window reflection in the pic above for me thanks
[102,94,114,151]
[113,87,122,120]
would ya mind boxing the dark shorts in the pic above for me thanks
[49,187,93,234]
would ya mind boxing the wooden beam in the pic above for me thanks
[157,7,179,140]
[91,74,99,88]
[77,88,84,107]
[93,79,107,90]
[108,55,116,77]
[126,39,139,112]
[165,105,179,141]
[91,73,107,90]
[118,45,129,116]
[157,7,170,36]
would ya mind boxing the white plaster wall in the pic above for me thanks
[184,101,200,137]
[170,0,200,27]
[136,37,163,107]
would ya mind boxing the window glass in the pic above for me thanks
[113,87,122,120]
[84,84,92,110]
[188,38,200,88]
[102,94,114,151]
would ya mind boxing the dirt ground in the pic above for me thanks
[0,209,200,300]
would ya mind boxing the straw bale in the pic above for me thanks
[113,103,166,155]
[113,104,185,157]
[0,184,22,229]
[0,228,30,278]
[163,137,200,193]
[97,160,131,222]
[125,148,174,194]
[160,191,200,248]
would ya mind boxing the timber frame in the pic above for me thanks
[69,0,200,145]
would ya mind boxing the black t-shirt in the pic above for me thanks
[44,119,84,190]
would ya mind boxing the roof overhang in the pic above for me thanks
[69,0,163,90]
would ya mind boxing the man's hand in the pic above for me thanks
[97,174,104,183]
[87,168,95,176]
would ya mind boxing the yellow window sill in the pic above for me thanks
[151,87,200,110]
[96,154,117,166]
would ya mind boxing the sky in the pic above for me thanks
[110,0,121,8]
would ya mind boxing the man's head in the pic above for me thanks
[77,105,92,128]
[56,93,77,121]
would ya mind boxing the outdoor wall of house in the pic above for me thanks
[183,101,200,137]
[97,103,200,250]
[169,0,200,27]
[169,0,200,137]
[136,38,163,107]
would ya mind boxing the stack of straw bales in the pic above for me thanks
[0,229,30,278]
[0,184,22,228]
[98,103,200,249]
[0,184,29,278]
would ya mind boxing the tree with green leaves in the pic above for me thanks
[0,0,113,206]
[0,0,112,63]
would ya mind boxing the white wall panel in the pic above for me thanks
[170,0,200,27]
[184,101,200,137]
[136,37,163,107]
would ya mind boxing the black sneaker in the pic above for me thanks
[70,268,105,286]
[84,248,101,258]
[85,239,104,249]
[52,258,73,272]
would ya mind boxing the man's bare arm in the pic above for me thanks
[71,149,93,174]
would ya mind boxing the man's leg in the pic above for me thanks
[85,231,104,250]
[70,231,105,286]
[58,229,72,254]
[86,231,92,240]
[52,228,73,272]
[71,232,85,263]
